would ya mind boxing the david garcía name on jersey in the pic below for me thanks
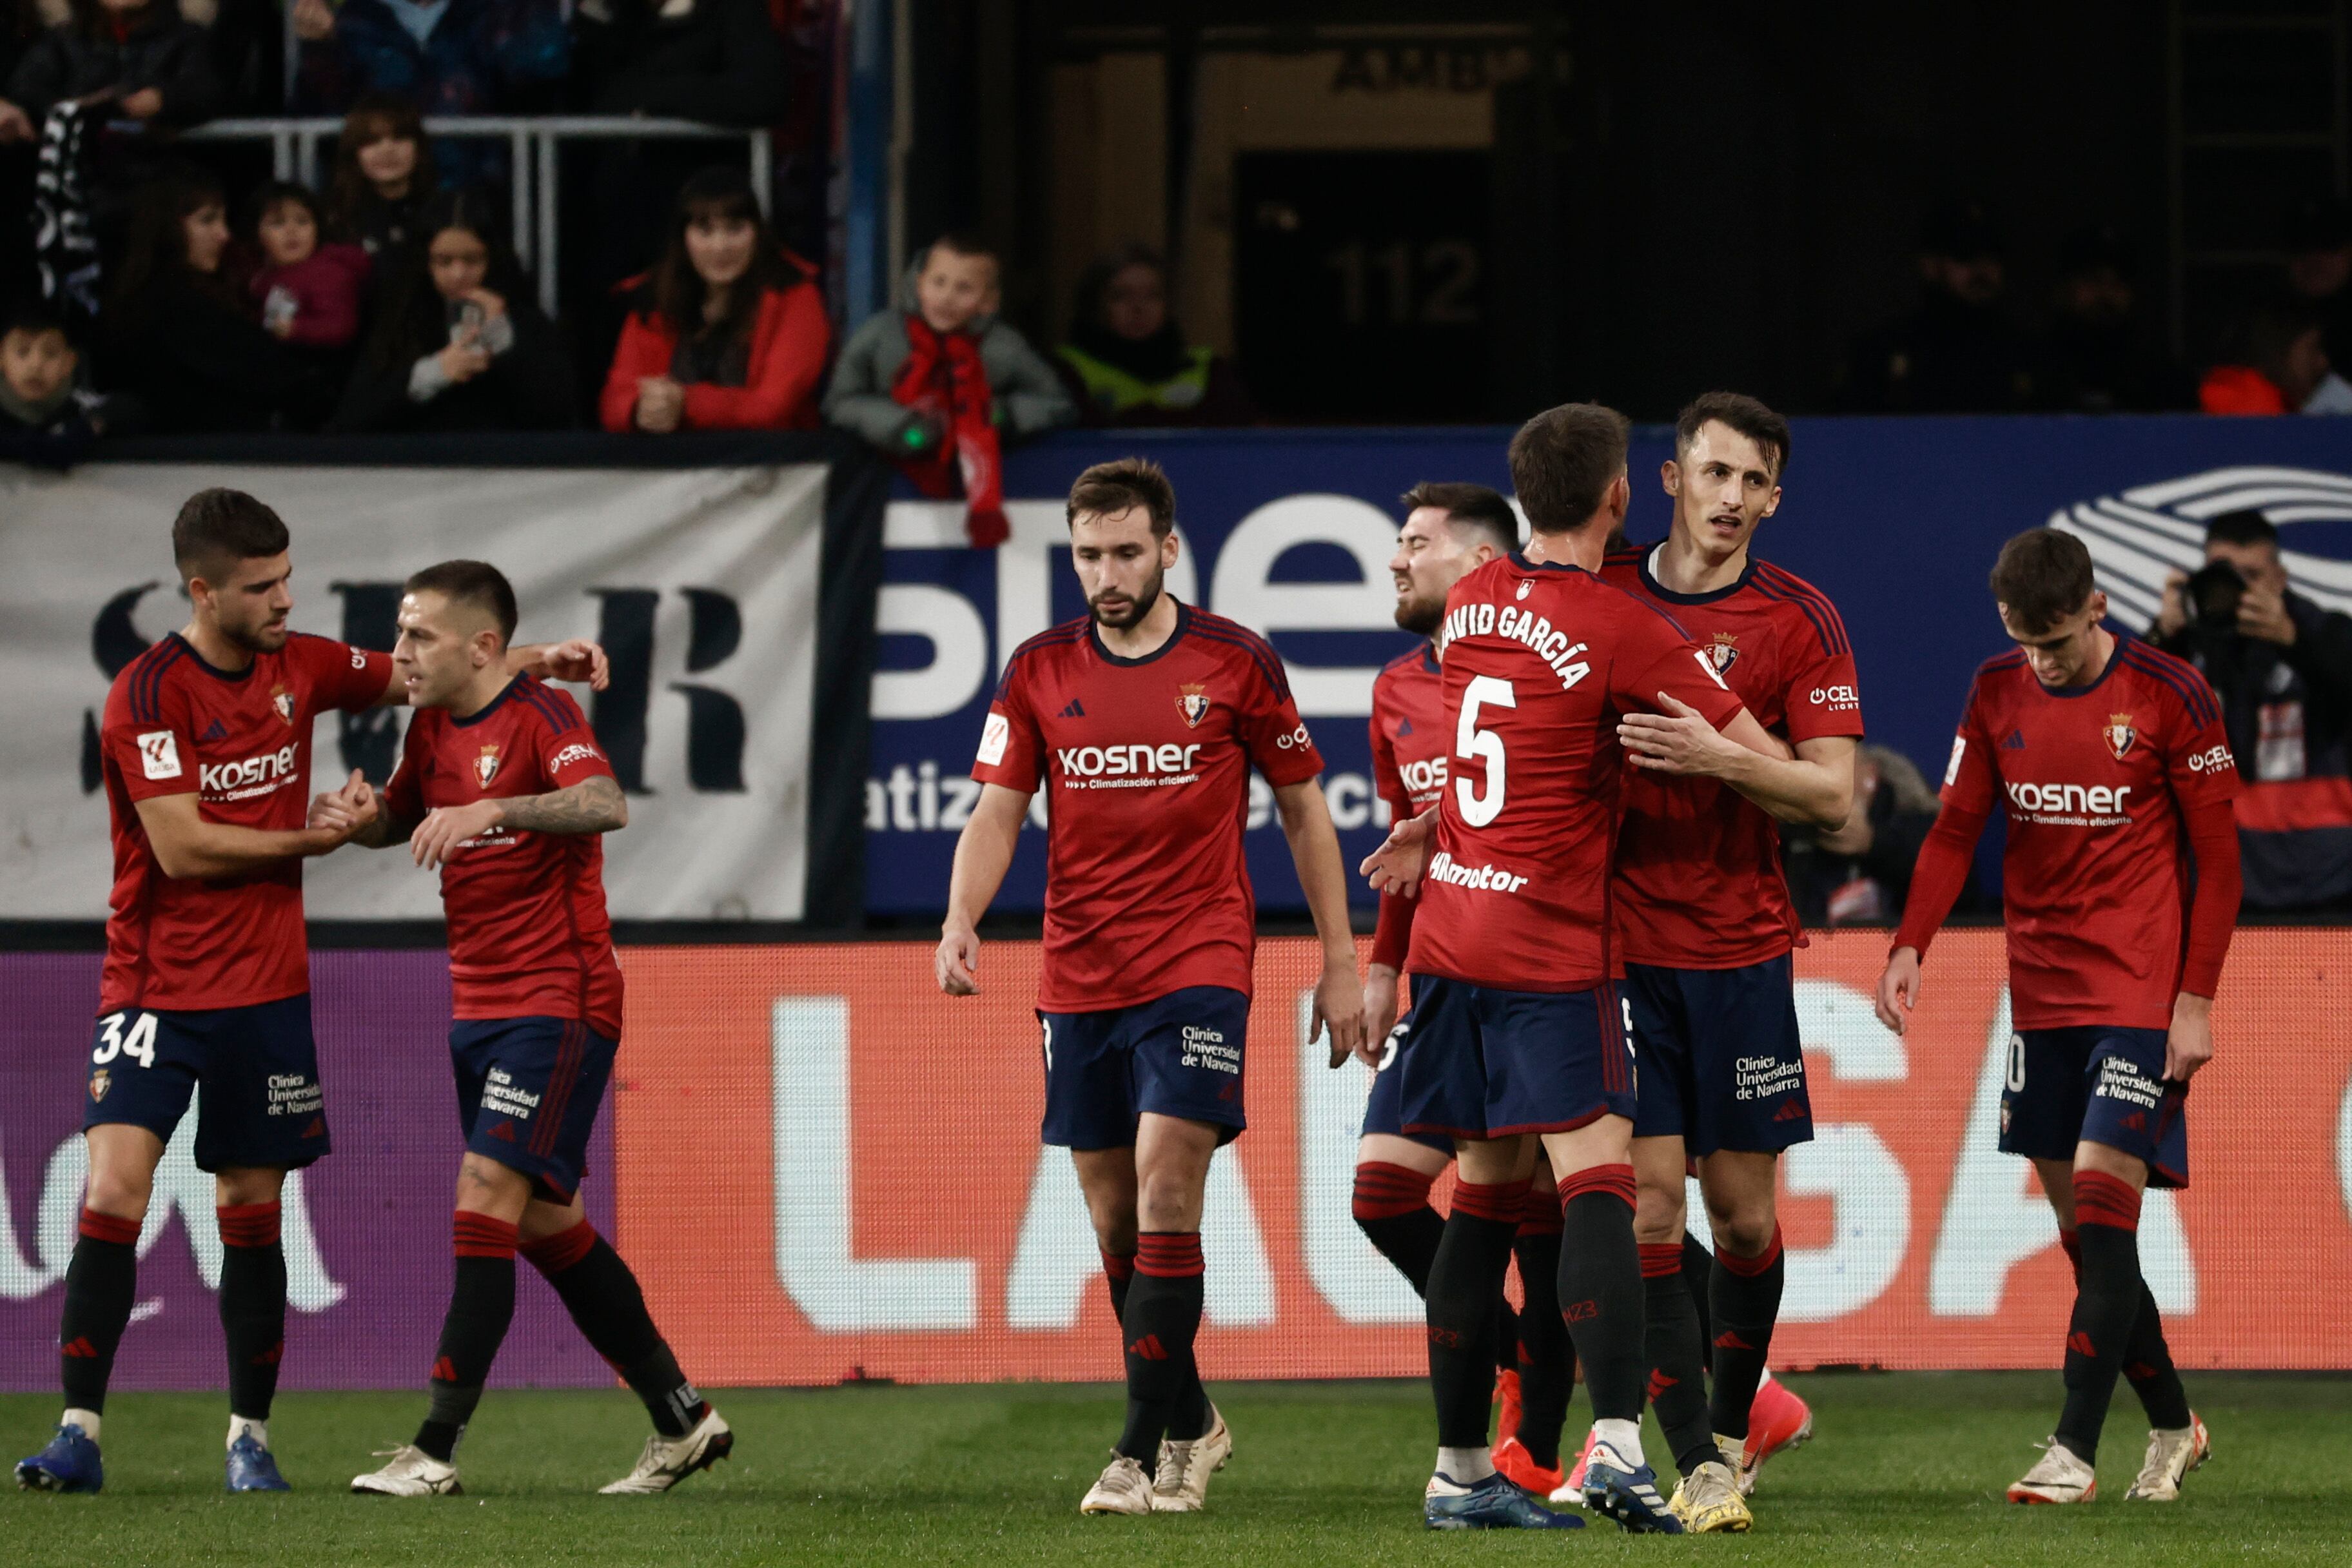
[1437,599,1591,691]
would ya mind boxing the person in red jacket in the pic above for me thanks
[600,166,828,434]
[248,182,371,354]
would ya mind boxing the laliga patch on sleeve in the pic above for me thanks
[1944,734,1966,787]
[1691,649,1729,689]
[975,711,1010,767]
[138,730,182,780]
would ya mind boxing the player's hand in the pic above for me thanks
[1874,945,1922,1035]
[937,921,981,995]
[307,770,378,841]
[1360,807,1435,897]
[1311,954,1366,1068]
[2236,580,2297,646]
[1358,963,1401,1061]
[537,638,610,691]
[2164,992,2215,1083]
[410,799,502,868]
[1619,692,1740,776]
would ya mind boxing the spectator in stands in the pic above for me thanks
[0,299,141,464]
[1055,244,1255,427]
[1839,201,2031,413]
[2197,296,2352,415]
[569,0,786,124]
[2032,224,2188,413]
[331,189,574,431]
[2152,509,2352,910]
[290,0,567,186]
[324,92,436,270]
[247,180,369,358]
[1781,742,1966,927]
[5,0,222,130]
[2284,194,2352,376]
[0,0,36,143]
[827,233,1074,546]
[600,165,826,434]
[102,170,332,430]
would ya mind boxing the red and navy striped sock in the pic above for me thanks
[1352,1162,1445,1297]
[1555,1164,1644,1424]
[217,1201,286,1423]
[1115,1232,1205,1462]
[1709,1225,1785,1440]
[2061,1224,2189,1431]
[1642,1240,1714,1476]
[2055,1171,2146,1464]
[522,1219,706,1438]
[417,1211,518,1462]
[59,1208,140,1416]
[1427,1178,1529,1448]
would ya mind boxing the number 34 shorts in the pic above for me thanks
[83,995,330,1173]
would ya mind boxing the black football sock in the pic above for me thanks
[416,1212,518,1462]
[216,1201,286,1423]
[59,1208,141,1417]
[2054,1173,2146,1465]
[1492,1295,1521,1378]
[1425,1179,1527,1451]
[522,1220,705,1438]
[2063,1228,2190,1431]
[1708,1225,1785,1441]
[1353,1162,1444,1296]
[1554,1166,1645,1424]
[1641,1242,1716,1476]
[1511,1190,1571,1469]
[1115,1232,1204,1462]
[1681,1233,1716,1376]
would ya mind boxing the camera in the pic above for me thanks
[2184,560,2245,629]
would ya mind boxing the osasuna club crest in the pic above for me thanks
[1176,683,1211,728]
[270,684,295,725]
[476,743,502,787]
[2102,712,2136,761]
[1706,632,1741,675]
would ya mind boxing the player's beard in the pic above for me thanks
[222,611,291,654]
[1393,587,1445,638]
[1089,567,1163,632]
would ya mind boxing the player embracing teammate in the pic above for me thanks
[938,458,1364,1515]
[1879,527,2239,1505]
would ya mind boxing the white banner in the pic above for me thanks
[0,462,825,919]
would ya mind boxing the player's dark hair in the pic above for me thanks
[1674,390,1791,478]
[1988,528,2097,634]
[1401,481,1519,553]
[1507,402,1631,535]
[2204,507,2278,551]
[1068,456,1175,536]
[172,489,290,580]
[406,559,518,645]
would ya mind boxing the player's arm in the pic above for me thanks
[1618,700,1856,828]
[2164,705,2244,1084]
[366,638,611,707]
[409,776,628,870]
[137,778,373,879]
[1273,778,1370,1068]
[1362,707,1411,1043]
[1874,715,1998,1035]
[937,782,1030,995]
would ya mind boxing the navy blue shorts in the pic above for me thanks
[450,1017,616,1203]
[1037,986,1249,1150]
[2000,1026,2188,1189]
[1359,1015,1456,1155]
[1625,957,1814,1156]
[81,995,330,1172]
[1395,975,1637,1141]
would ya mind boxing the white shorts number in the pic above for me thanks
[93,1010,159,1070]
[1041,1017,1054,1073]
[2005,1032,2026,1093]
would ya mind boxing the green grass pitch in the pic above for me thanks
[6,1374,2349,1565]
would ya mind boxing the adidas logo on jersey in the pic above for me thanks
[201,719,228,743]
[2000,729,2026,750]
[1057,699,1086,719]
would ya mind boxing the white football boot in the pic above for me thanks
[2007,1438,2097,1504]
[600,1407,734,1494]
[1150,1406,1232,1513]
[351,1446,461,1496]
[1079,1453,1154,1515]
[2124,1414,2210,1502]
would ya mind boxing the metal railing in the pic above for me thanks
[180,116,772,317]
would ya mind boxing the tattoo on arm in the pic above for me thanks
[498,774,627,836]
[358,809,418,848]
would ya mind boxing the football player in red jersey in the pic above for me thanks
[1877,528,2239,1505]
[937,458,1364,1516]
[17,491,603,1498]
[1596,393,1854,1527]
[329,562,725,1498]
[1363,404,1786,1533]
[1355,482,1578,1495]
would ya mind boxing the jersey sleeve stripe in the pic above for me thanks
[1754,564,1852,655]
[990,621,1087,701]
[516,681,583,736]
[1605,579,1696,638]
[2119,643,2220,729]
[1188,617,1294,701]
[130,640,184,726]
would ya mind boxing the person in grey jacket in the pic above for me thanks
[825,234,1073,545]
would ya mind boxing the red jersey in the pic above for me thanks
[386,676,625,1037]
[99,631,391,1013]
[972,602,1324,1012]
[1367,643,1447,970]
[1405,553,1747,993]
[1602,547,1865,968]
[1905,634,2239,1030]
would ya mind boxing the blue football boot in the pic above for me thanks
[16,1424,104,1494]
[1580,1441,1685,1533]
[226,1431,290,1492]
[1425,1469,1585,1530]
